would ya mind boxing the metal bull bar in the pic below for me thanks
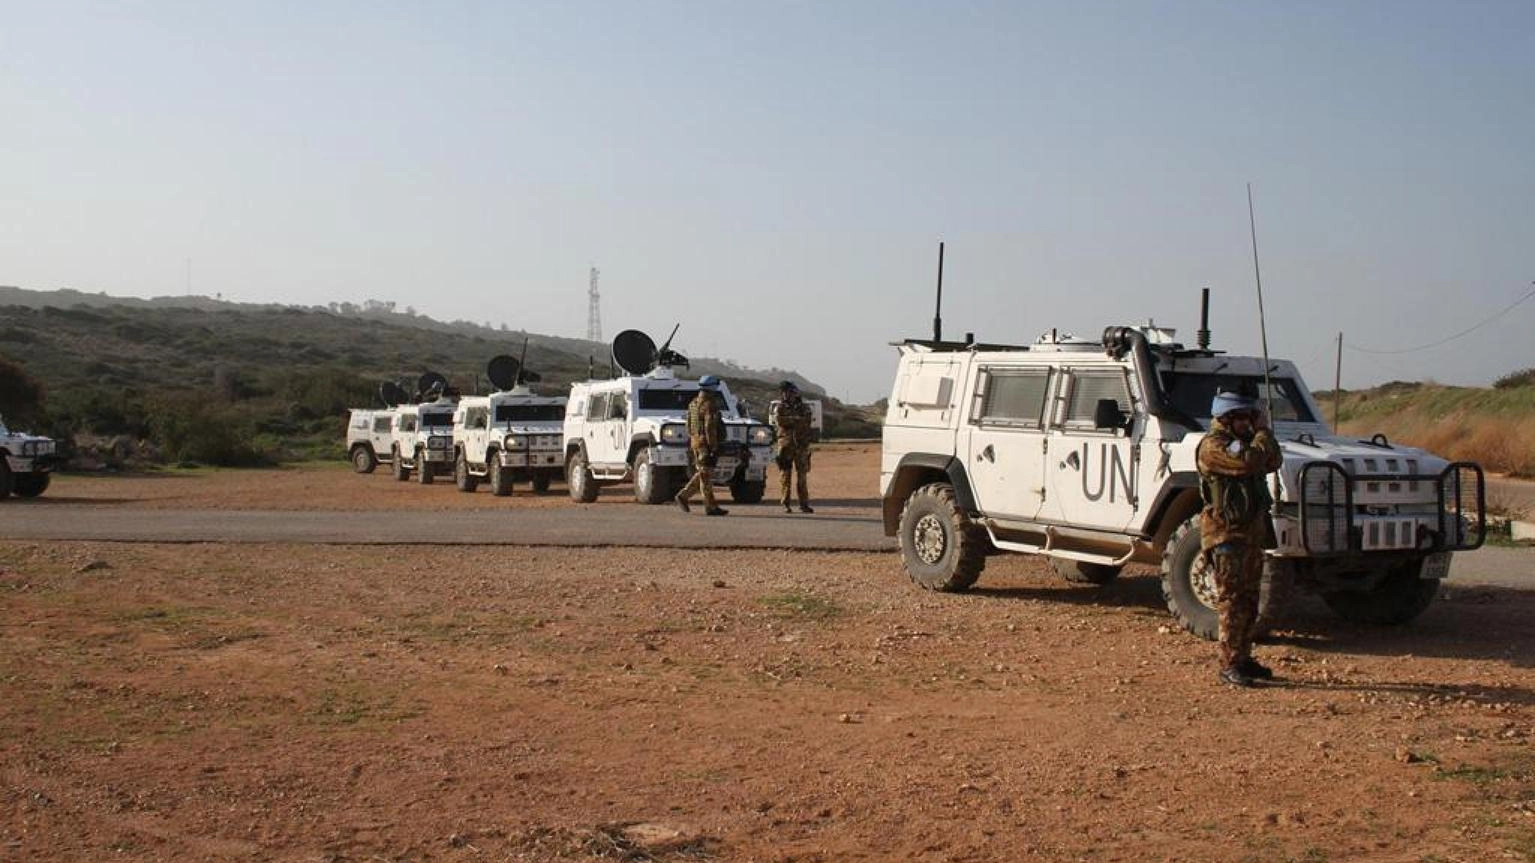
[1296,461,1486,555]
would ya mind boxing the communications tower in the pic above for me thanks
[587,267,602,343]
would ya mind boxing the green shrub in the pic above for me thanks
[1494,369,1535,390]
[149,393,272,467]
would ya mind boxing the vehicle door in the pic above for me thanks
[962,365,1053,522]
[581,393,618,468]
[371,415,393,456]
[606,391,630,463]
[1039,367,1140,531]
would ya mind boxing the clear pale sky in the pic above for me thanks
[3,1,1532,401]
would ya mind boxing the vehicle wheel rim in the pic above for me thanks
[1191,553,1219,610]
[913,513,948,565]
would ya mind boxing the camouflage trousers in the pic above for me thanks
[777,447,811,507]
[677,448,718,509]
[1209,542,1264,667]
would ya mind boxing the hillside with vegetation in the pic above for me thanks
[0,287,879,467]
[1321,371,1535,477]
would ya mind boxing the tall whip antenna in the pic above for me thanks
[932,241,945,343]
[1247,183,1274,417]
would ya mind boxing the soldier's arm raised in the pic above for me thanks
[1198,432,1280,476]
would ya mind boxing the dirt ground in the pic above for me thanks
[5,445,1535,862]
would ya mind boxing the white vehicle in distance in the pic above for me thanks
[452,354,567,496]
[345,407,396,474]
[880,290,1485,639]
[0,414,58,499]
[563,328,775,505]
[387,372,458,484]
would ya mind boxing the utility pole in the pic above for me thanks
[587,267,602,343]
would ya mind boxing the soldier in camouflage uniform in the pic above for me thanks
[675,375,729,517]
[1197,389,1283,687]
[774,381,815,514]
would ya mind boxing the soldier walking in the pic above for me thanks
[1197,389,1283,687]
[774,380,815,514]
[675,375,729,517]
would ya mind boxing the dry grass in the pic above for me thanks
[1337,384,1535,477]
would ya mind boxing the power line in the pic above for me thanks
[1345,283,1535,355]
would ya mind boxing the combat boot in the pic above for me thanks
[705,506,729,517]
[1237,657,1274,680]
[1219,665,1256,688]
[674,493,691,513]
[783,502,793,514]
[799,504,814,514]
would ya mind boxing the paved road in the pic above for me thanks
[3,501,1531,588]
[0,502,894,551]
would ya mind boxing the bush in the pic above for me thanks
[1494,369,1535,390]
[149,393,272,467]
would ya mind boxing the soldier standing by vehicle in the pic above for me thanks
[1198,389,1283,688]
[675,375,729,517]
[774,380,815,514]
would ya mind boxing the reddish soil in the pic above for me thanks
[4,445,1535,861]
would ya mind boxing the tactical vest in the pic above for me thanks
[1199,472,1273,527]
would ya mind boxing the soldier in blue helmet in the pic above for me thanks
[675,375,729,516]
[1197,388,1283,687]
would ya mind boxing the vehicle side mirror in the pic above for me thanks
[1093,399,1126,430]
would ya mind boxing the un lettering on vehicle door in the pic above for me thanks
[1040,369,1139,532]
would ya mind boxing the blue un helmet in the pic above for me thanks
[698,375,722,390]
[1210,390,1260,419]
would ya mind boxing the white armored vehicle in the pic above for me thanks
[385,373,458,484]
[452,355,567,495]
[345,407,396,474]
[881,297,1485,638]
[563,328,775,505]
[0,415,58,499]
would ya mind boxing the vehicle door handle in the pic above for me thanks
[980,444,995,463]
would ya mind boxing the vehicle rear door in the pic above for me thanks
[962,365,1052,522]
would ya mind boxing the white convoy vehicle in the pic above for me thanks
[345,408,396,474]
[0,415,58,499]
[451,355,567,495]
[880,307,1485,639]
[385,373,457,484]
[563,329,776,505]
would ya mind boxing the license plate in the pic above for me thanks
[1422,552,1452,579]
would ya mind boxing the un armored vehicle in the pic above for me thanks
[563,328,775,504]
[384,373,457,484]
[881,305,1484,639]
[452,355,567,495]
[0,416,58,499]
[345,408,395,473]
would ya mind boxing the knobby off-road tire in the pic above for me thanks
[898,483,987,592]
[351,446,377,474]
[391,447,410,482]
[531,470,553,494]
[12,473,50,498]
[1321,559,1439,626]
[1052,559,1122,586]
[415,450,435,485]
[0,459,12,499]
[454,452,478,493]
[1160,516,1292,641]
[568,451,599,503]
[633,449,668,505]
[489,451,514,497]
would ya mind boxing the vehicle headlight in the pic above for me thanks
[660,424,689,445]
[504,434,528,449]
[749,426,774,446]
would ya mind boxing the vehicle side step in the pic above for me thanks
[985,524,1144,567]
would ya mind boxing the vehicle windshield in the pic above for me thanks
[638,389,700,412]
[1159,372,1317,424]
[421,412,455,429]
[495,404,566,423]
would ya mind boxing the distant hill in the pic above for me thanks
[1319,375,1535,477]
[0,286,878,464]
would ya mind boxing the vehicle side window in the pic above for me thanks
[352,415,369,429]
[586,394,609,422]
[470,408,487,430]
[402,416,418,432]
[609,392,628,420]
[374,417,392,433]
[972,368,1051,428]
[1062,370,1132,429]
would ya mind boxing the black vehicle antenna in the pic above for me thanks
[516,337,529,387]
[932,241,945,343]
[1247,184,1274,418]
[1197,287,1211,350]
